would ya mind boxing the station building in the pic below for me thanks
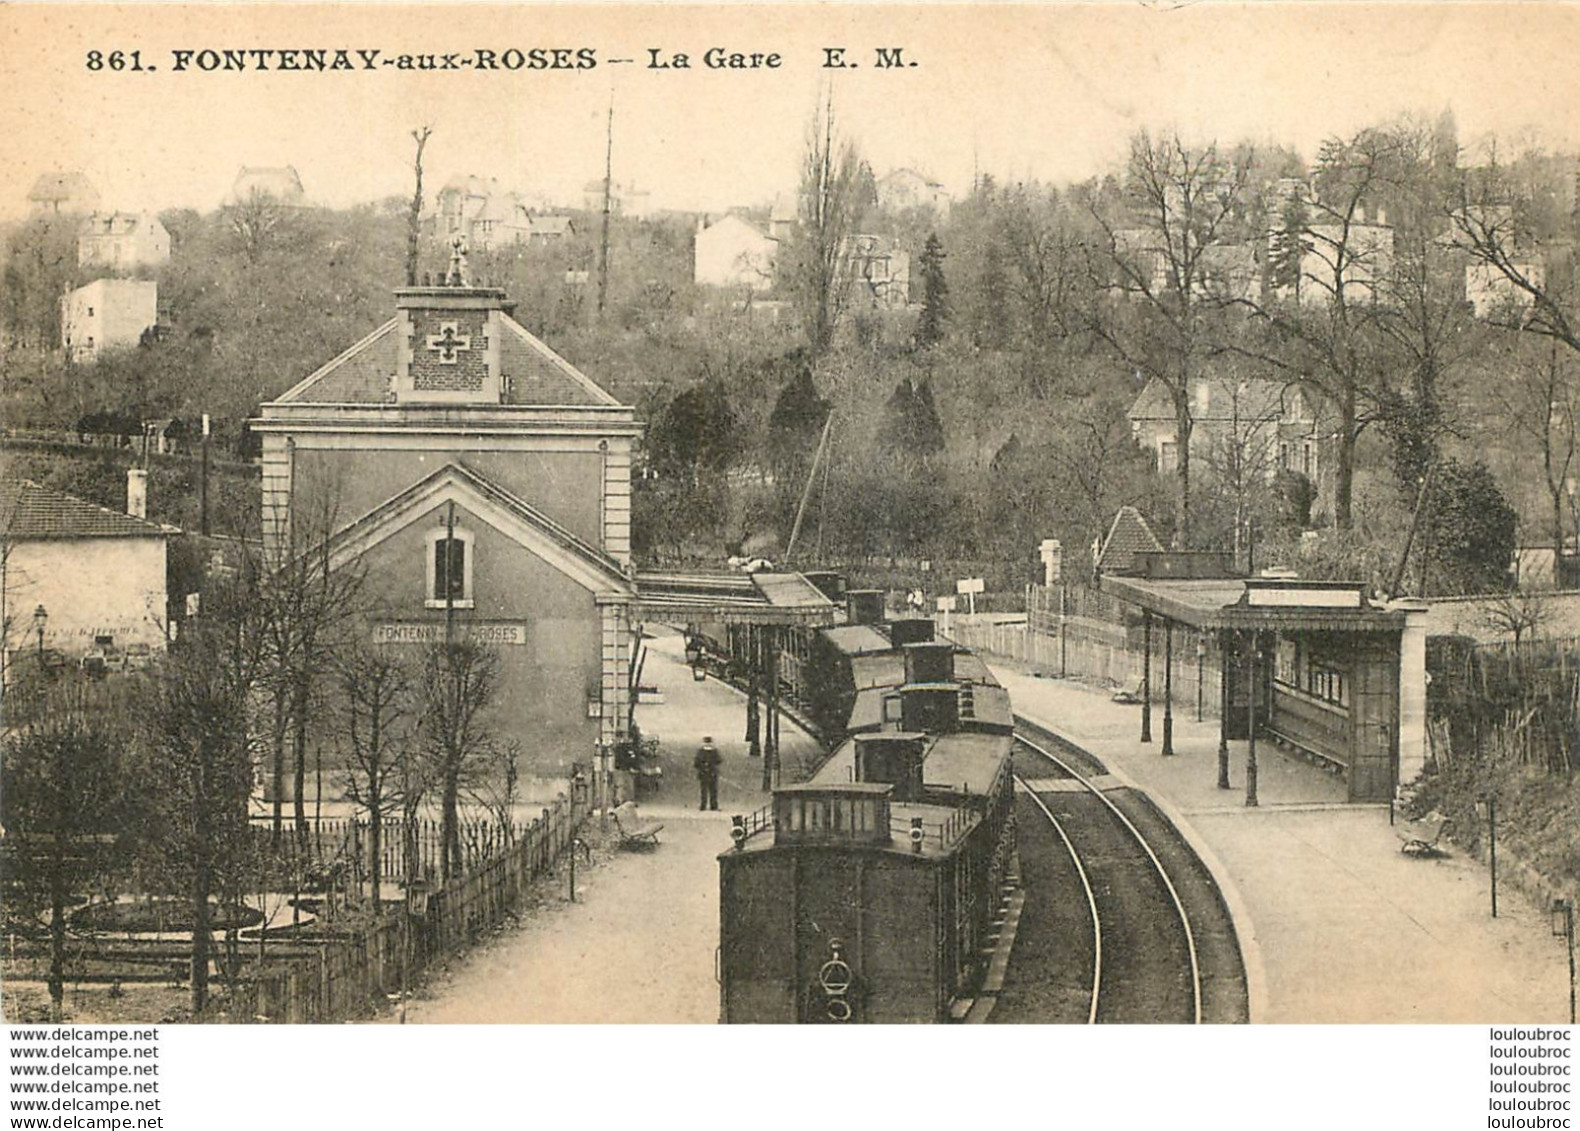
[253,254,832,794]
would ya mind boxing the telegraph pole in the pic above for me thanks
[597,91,614,317]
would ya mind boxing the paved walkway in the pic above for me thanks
[402,625,823,1024]
[991,661,1573,1023]
[400,628,1570,1024]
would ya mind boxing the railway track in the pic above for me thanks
[992,719,1248,1024]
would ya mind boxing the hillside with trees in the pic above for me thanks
[5,109,1577,598]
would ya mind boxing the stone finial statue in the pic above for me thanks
[444,237,471,287]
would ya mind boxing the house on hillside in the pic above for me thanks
[694,214,778,290]
[1266,187,1395,307]
[877,169,949,216]
[845,234,911,309]
[431,175,571,250]
[229,165,306,206]
[60,278,158,363]
[581,179,653,219]
[27,171,100,215]
[1128,374,1328,504]
[0,476,172,680]
[1466,261,1545,320]
[77,211,171,271]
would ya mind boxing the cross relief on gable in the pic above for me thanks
[426,321,472,365]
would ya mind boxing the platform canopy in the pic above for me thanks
[632,570,838,626]
[1100,573,1408,633]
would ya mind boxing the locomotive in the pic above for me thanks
[717,591,1017,1023]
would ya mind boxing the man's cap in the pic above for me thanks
[704,736,714,742]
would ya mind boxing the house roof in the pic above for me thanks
[632,570,837,625]
[272,305,621,407]
[231,166,305,203]
[28,171,99,207]
[1096,506,1164,574]
[0,479,172,541]
[1100,573,1408,633]
[1128,374,1294,425]
[700,213,772,242]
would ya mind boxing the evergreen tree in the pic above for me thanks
[915,233,949,347]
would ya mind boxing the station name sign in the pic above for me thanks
[373,622,528,646]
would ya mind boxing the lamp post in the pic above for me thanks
[1553,899,1576,1024]
[1196,637,1206,723]
[1478,796,1498,918]
[399,879,431,1024]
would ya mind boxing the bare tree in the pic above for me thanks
[1450,148,1580,355]
[418,640,502,880]
[1198,375,1288,562]
[334,639,411,907]
[1497,336,1580,575]
[136,565,267,1015]
[1089,130,1253,546]
[260,493,364,847]
[2,678,137,1021]
[786,88,870,360]
[1233,128,1407,530]
[226,188,287,265]
[406,125,432,287]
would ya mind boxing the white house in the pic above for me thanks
[77,211,171,271]
[877,168,949,216]
[0,477,172,675]
[1466,261,1545,320]
[60,278,158,362]
[695,214,778,290]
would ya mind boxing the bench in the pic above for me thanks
[1396,811,1451,858]
[611,803,663,849]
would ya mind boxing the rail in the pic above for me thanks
[1013,728,1204,1025]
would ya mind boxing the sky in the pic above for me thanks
[2,3,1579,221]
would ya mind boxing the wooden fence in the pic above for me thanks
[214,794,587,1023]
[248,815,534,893]
[950,585,1226,720]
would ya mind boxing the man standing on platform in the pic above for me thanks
[695,736,721,811]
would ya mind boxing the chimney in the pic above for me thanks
[888,618,935,647]
[846,589,885,626]
[126,468,147,519]
[853,732,927,802]
[903,641,954,685]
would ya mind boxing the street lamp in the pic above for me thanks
[1553,899,1576,1024]
[1195,638,1206,723]
[399,878,432,1024]
[32,604,47,662]
[1477,796,1498,918]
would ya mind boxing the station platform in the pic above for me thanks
[401,625,823,1024]
[990,660,1573,1023]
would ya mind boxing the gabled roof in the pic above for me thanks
[0,479,172,541]
[322,463,631,596]
[699,213,773,243]
[1096,506,1164,575]
[231,166,305,204]
[28,171,99,207]
[1129,374,1293,425]
[273,308,621,407]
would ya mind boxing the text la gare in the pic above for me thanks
[648,47,781,69]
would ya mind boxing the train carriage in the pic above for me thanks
[718,589,1016,1023]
